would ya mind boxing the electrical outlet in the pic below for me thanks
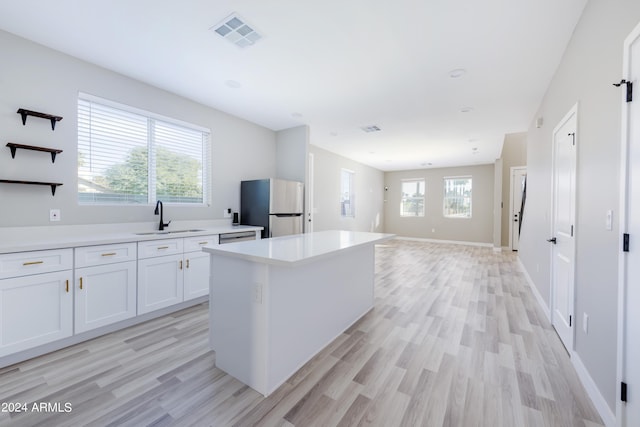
[432,228,436,233]
[606,210,613,231]
[49,209,61,222]
[583,313,589,334]
[223,209,232,218]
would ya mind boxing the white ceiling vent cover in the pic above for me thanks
[361,125,382,133]
[211,13,262,48]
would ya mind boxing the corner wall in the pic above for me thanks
[0,30,276,227]
[518,0,640,415]
[308,145,384,233]
[384,164,494,244]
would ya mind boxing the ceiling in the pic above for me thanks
[0,0,587,171]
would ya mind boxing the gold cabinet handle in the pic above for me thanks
[179,260,183,270]
[66,280,69,293]
[157,246,169,250]
[101,252,117,257]
[186,259,190,269]
[198,242,208,245]
[23,260,44,266]
[79,277,83,290]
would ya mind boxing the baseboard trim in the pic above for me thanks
[572,352,616,427]
[395,236,493,248]
[517,257,550,321]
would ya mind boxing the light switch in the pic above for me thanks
[606,210,613,231]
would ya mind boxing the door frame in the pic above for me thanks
[549,103,578,353]
[616,20,640,427]
[509,166,527,251]
[306,152,314,233]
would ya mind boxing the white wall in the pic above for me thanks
[276,125,308,183]
[308,145,384,233]
[0,30,276,227]
[519,0,640,413]
[384,164,495,244]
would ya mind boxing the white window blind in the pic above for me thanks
[78,95,209,205]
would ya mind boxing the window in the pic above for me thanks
[78,94,210,205]
[341,169,355,217]
[400,179,425,217]
[443,176,472,218]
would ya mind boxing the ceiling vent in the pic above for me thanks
[361,125,382,133]
[211,13,262,48]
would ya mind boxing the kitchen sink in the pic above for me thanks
[134,229,205,235]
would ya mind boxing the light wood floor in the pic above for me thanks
[0,239,604,426]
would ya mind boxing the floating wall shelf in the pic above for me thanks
[17,108,63,130]
[6,143,63,163]
[0,179,63,196]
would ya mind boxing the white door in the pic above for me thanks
[510,167,527,251]
[619,20,640,427]
[550,105,577,353]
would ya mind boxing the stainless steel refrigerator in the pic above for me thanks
[240,179,304,238]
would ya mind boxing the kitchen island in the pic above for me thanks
[202,230,394,396]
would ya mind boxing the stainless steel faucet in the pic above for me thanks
[154,200,171,230]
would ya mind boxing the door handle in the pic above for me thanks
[547,237,557,244]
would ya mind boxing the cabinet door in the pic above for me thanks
[0,271,73,357]
[137,254,184,314]
[184,251,210,300]
[75,261,137,333]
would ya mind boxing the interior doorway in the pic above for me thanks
[617,19,640,427]
[550,104,577,354]
[509,166,527,251]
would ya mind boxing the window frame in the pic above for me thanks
[442,176,473,219]
[400,178,426,217]
[340,168,355,218]
[77,93,211,206]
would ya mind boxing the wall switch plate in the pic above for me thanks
[583,313,589,334]
[606,210,613,231]
[253,283,262,303]
[49,209,61,221]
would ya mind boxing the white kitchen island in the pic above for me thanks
[202,230,394,396]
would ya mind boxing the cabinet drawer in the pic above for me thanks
[137,239,183,259]
[184,235,218,252]
[0,249,73,279]
[75,243,137,268]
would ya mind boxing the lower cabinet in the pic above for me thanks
[183,250,210,300]
[0,270,73,357]
[74,243,137,333]
[74,261,137,333]
[137,254,184,315]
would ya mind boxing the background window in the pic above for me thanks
[341,169,355,217]
[78,95,210,205]
[443,176,472,218]
[400,179,425,216]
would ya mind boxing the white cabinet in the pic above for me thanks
[74,243,137,333]
[0,249,73,357]
[184,235,217,301]
[137,235,216,313]
[137,239,184,314]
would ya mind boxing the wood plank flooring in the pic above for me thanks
[0,239,604,426]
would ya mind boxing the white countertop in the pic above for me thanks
[0,221,262,254]
[202,230,395,266]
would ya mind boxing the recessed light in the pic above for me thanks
[330,131,338,137]
[225,80,242,89]
[369,151,376,155]
[449,68,467,78]
[460,106,474,113]
[291,112,303,119]
[211,13,263,48]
